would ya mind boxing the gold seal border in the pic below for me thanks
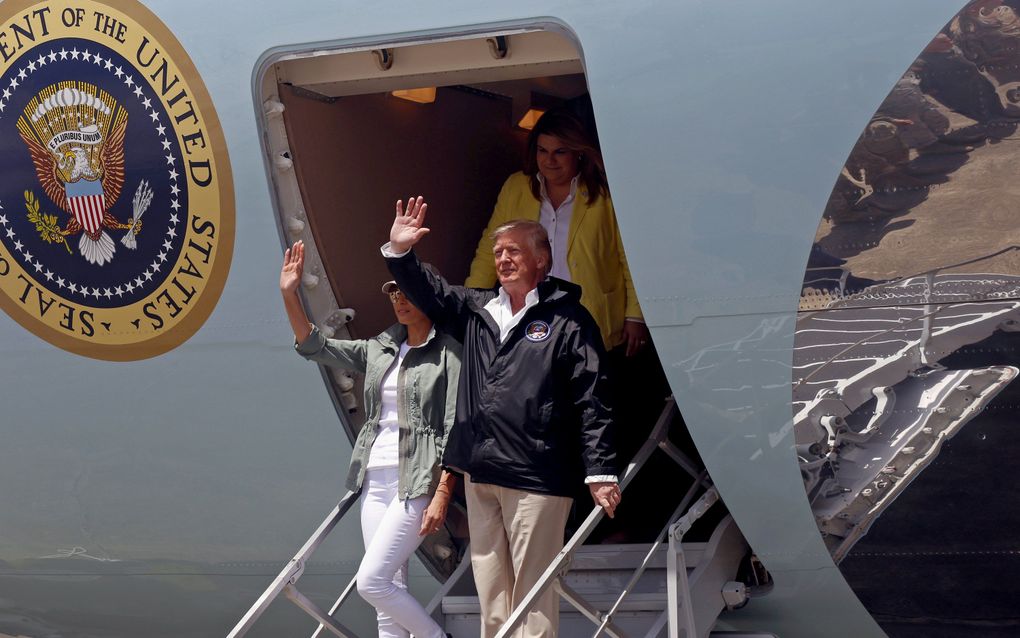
[0,0,235,361]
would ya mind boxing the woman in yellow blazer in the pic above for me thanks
[465,109,649,354]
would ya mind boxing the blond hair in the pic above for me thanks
[491,219,553,277]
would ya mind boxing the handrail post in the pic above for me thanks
[666,488,719,638]
[666,530,695,638]
[592,478,704,638]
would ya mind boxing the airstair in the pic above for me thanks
[228,399,774,638]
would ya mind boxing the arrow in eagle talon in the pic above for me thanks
[121,179,154,250]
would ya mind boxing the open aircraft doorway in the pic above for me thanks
[248,23,763,638]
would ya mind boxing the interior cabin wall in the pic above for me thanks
[280,83,527,338]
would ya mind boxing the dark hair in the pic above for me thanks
[523,108,608,205]
[490,219,553,277]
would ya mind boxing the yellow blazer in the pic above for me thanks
[465,171,643,349]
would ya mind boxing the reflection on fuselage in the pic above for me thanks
[795,1,1020,635]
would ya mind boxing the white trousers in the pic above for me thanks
[358,467,444,638]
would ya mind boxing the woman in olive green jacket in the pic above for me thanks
[281,240,459,638]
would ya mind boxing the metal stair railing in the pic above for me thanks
[493,396,718,638]
[424,540,473,615]
[227,489,361,638]
[230,396,704,638]
[590,477,708,638]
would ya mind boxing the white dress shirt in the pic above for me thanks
[482,286,540,342]
[537,174,578,282]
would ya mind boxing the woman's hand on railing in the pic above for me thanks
[589,482,621,518]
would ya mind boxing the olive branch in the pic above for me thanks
[24,190,71,254]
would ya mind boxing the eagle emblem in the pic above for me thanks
[16,82,151,266]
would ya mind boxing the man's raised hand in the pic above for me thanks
[389,195,429,253]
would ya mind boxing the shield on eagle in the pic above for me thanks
[65,178,107,236]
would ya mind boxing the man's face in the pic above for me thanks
[493,230,544,291]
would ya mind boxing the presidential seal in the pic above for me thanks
[525,320,550,342]
[0,0,234,360]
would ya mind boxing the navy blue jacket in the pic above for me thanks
[386,250,616,497]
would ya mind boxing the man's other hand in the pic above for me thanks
[589,482,621,518]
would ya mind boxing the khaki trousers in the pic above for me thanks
[465,479,573,638]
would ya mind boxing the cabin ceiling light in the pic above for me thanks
[372,48,394,71]
[487,35,509,60]
[392,87,437,104]
[518,108,545,130]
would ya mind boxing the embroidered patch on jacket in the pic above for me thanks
[525,320,551,342]
[0,0,235,361]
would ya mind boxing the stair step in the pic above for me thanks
[567,542,715,570]
[440,516,748,638]
[442,592,668,615]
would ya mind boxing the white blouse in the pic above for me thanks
[366,341,411,470]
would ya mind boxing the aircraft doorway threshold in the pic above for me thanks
[246,24,769,638]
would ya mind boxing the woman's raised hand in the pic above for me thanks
[389,196,429,253]
[280,240,304,296]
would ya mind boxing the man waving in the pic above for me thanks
[382,196,620,638]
